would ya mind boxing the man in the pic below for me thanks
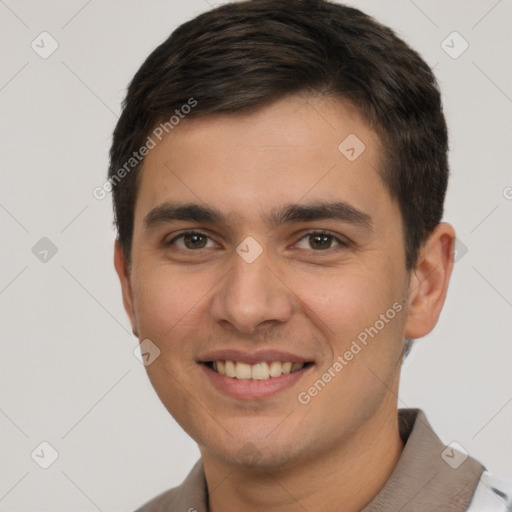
[109,1,511,510]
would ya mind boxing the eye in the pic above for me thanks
[169,231,217,250]
[295,231,347,251]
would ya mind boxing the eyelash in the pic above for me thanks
[167,230,349,251]
[295,230,349,250]
[167,230,216,249]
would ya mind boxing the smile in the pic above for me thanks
[206,360,308,381]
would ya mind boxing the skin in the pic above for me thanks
[114,94,455,512]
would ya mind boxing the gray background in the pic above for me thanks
[0,0,511,510]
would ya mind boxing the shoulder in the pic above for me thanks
[466,471,512,511]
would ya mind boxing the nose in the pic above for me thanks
[211,247,294,335]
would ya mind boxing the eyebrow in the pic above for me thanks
[269,201,372,229]
[143,202,224,229]
[143,200,373,231]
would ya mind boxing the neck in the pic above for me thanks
[203,402,404,512]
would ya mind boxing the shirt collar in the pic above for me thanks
[361,409,484,511]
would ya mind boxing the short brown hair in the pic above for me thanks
[109,0,448,270]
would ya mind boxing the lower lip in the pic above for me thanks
[200,363,313,400]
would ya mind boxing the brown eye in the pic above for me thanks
[169,232,215,250]
[295,231,347,251]
[309,234,333,250]
[183,233,208,249]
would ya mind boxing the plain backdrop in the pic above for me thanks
[0,1,511,511]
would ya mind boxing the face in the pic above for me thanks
[117,95,416,468]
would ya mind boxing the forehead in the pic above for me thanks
[133,95,393,230]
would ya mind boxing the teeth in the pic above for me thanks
[235,362,252,379]
[225,360,236,378]
[252,362,269,380]
[269,361,282,378]
[291,362,303,372]
[211,360,305,380]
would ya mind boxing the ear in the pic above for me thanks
[404,222,456,339]
[113,239,139,337]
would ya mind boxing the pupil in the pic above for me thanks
[311,234,331,250]
[185,234,206,249]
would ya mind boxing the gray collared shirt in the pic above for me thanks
[135,409,496,511]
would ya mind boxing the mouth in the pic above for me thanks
[198,350,315,399]
[204,360,313,381]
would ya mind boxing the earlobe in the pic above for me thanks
[404,223,456,340]
[113,239,139,337]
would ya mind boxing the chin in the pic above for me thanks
[204,440,298,470]
[198,422,312,469]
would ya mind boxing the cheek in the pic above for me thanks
[132,264,213,348]
[288,263,395,339]
[288,260,407,391]
[130,266,213,420]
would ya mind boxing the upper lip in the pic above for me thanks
[198,349,314,365]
